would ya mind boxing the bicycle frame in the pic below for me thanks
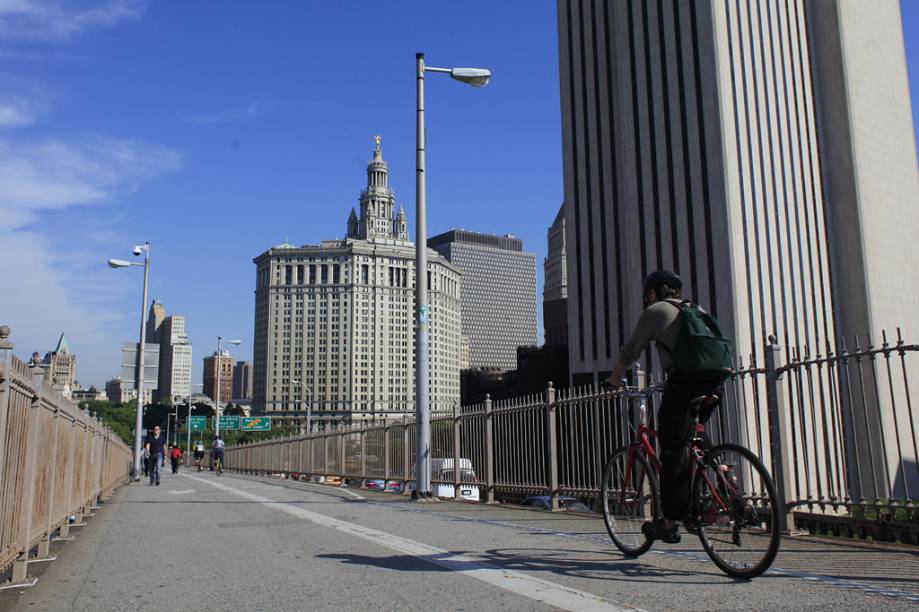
[615,387,732,518]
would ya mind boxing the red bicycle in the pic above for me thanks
[600,385,781,579]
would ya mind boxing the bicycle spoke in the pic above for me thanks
[602,447,658,556]
[695,444,781,579]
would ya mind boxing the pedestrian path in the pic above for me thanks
[2,470,917,611]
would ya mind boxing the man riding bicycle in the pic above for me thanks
[194,441,205,471]
[604,270,728,544]
[212,435,226,472]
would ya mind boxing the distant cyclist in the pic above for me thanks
[604,270,732,543]
[194,441,205,472]
[213,435,226,474]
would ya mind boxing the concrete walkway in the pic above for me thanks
[2,469,917,611]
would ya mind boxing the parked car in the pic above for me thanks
[384,480,402,493]
[365,479,386,491]
[520,496,594,513]
[324,475,342,486]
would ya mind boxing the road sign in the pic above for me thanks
[188,415,206,431]
[213,415,240,430]
[241,416,271,431]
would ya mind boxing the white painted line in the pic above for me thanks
[168,489,196,495]
[185,474,639,612]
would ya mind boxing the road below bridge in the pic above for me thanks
[2,471,917,611]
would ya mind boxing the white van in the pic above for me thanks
[406,458,481,501]
[432,458,480,502]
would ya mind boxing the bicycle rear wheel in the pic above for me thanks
[601,446,659,557]
[692,443,781,579]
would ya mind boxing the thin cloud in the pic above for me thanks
[0,0,148,42]
[0,137,182,381]
[188,103,267,124]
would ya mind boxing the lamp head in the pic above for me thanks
[227,339,242,345]
[450,67,491,87]
[108,259,131,269]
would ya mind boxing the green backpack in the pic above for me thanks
[664,300,733,380]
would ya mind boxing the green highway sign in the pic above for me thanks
[188,415,206,431]
[213,415,240,430]
[241,416,271,431]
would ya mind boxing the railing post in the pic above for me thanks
[339,423,346,478]
[360,422,367,485]
[402,416,411,494]
[484,394,495,504]
[453,403,461,500]
[0,325,13,505]
[383,424,391,481]
[765,337,796,534]
[37,406,62,560]
[10,355,46,585]
[545,382,559,511]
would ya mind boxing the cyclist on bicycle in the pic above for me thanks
[212,435,226,471]
[604,270,725,544]
[194,441,205,471]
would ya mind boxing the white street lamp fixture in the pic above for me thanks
[449,67,491,87]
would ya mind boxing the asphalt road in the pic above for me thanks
[2,470,917,611]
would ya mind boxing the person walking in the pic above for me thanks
[170,444,182,475]
[144,424,167,486]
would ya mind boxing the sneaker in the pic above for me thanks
[641,520,681,544]
[155,481,160,486]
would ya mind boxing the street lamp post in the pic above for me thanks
[108,242,150,481]
[413,53,490,500]
[292,379,312,434]
[214,337,241,437]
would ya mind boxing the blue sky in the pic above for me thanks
[1,1,917,389]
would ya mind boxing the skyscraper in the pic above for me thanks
[158,315,192,402]
[43,333,76,399]
[145,299,165,344]
[203,351,235,405]
[252,138,461,422]
[557,0,918,498]
[232,361,253,400]
[428,229,537,371]
[543,204,568,347]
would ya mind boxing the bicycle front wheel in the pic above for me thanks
[601,446,659,557]
[692,443,781,579]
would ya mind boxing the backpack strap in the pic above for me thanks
[654,299,688,358]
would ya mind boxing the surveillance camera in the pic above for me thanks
[133,246,142,256]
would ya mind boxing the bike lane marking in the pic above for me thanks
[372,502,919,605]
[183,474,642,612]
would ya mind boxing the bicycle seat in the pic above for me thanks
[689,394,720,413]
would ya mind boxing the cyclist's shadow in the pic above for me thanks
[479,548,702,583]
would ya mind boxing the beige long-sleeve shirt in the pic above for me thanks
[616,299,684,372]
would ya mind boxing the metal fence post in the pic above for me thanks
[453,403,461,500]
[484,394,495,504]
[383,424,391,482]
[765,337,796,533]
[339,424,346,478]
[402,416,411,494]
[545,382,559,511]
[360,422,367,485]
[0,326,13,504]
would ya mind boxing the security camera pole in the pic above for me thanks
[413,53,490,500]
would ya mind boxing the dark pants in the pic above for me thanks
[171,457,179,474]
[658,378,723,520]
